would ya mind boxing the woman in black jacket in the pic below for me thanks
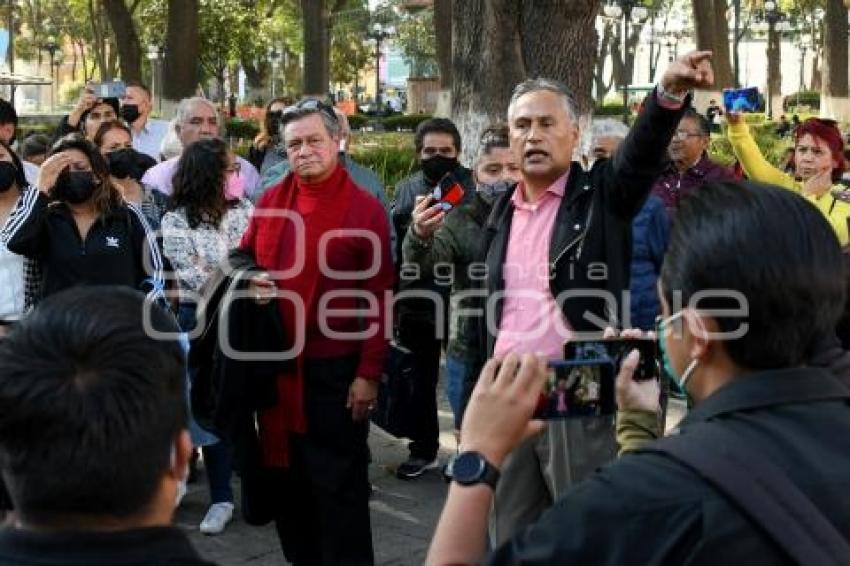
[5,134,164,301]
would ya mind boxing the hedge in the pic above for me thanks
[225,118,260,141]
[783,90,820,111]
[594,103,628,116]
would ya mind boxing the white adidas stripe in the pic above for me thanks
[0,186,40,245]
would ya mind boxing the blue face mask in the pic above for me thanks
[477,180,512,203]
[656,311,699,398]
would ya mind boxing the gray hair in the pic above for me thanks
[280,103,341,142]
[590,119,630,142]
[174,97,220,127]
[508,78,579,123]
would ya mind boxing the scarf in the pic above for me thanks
[255,164,356,467]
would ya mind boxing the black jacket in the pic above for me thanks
[473,91,687,362]
[490,367,850,565]
[4,188,164,300]
[189,249,290,449]
[0,526,215,565]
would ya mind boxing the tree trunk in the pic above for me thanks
[732,0,741,87]
[88,0,108,80]
[766,25,781,118]
[163,0,199,110]
[434,0,452,90]
[811,51,822,91]
[102,0,142,82]
[692,0,733,89]
[594,21,615,105]
[822,0,848,97]
[451,0,600,163]
[520,0,601,114]
[302,0,330,97]
[451,0,524,164]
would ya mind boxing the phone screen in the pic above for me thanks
[431,172,465,211]
[723,87,760,113]
[91,80,127,99]
[534,338,659,420]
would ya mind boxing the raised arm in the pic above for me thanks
[726,117,798,191]
[607,51,715,219]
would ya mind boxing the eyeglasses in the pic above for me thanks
[281,99,338,126]
[672,130,704,141]
[225,162,241,174]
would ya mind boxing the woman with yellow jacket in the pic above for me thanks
[726,113,850,246]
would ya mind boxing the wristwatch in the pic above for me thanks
[657,83,689,104]
[444,451,500,490]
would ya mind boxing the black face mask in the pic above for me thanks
[0,161,18,193]
[421,154,459,183]
[106,148,143,180]
[54,170,98,204]
[120,104,141,123]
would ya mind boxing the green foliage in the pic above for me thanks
[350,132,416,197]
[348,114,370,129]
[709,123,793,168]
[225,118,261,140]
[380,113,432,132]
[330,1,373,86]
[595,103,627,116]
[60,82,85,106]
[783,90,821,111]
[374,1,438,77]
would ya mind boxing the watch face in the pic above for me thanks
[452,452,486,483]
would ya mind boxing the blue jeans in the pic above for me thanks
[178,303,233,504]
[445,355,470,430]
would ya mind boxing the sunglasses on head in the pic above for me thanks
[281,99,338,125]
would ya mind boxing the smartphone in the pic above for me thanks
[90,80,126,99]
[533,338,658,420]
[565,338,658,381]
[723,86,760,113]
[431,172,465,211]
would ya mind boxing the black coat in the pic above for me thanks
[189,249,291,453]
[489,367,850,564]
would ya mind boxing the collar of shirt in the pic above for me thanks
[678,367,850,427]
[511,170,570,211]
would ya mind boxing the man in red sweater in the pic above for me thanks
[242,99,394,565]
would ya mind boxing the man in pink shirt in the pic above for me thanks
[430,52,714,545]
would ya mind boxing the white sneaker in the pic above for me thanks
[199,502,234,535]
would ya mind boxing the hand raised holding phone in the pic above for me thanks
[411,172,465,239]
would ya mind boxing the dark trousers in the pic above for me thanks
[398,318,442,460]
[268,355,373,566]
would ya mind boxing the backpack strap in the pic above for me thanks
[642,423,850,566]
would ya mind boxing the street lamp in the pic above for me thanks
[760,0,785,119]
[367,22,394,116]
[797,33,814,97]
[603,1,649,124]
[43,35,59,112]
[268,48,282,98]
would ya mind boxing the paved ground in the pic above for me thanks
[176,394,458,565]
[177,375,686,565]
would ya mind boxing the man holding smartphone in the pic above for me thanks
[121,81,169,161]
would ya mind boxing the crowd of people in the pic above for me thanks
[0,48,848,566]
